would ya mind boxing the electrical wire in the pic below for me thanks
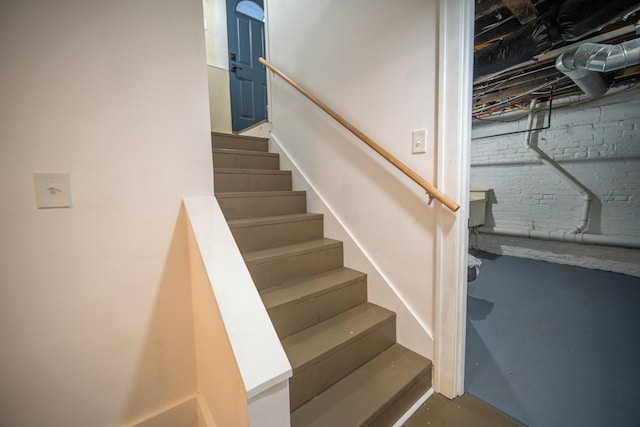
[472,76,565,116]
[472,81,640,124]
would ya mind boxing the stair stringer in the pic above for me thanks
[268,133,435,360]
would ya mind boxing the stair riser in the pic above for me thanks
[231,218,323,253]
[269,278,367,339]
[368,367,433,427]
[248,246,343,290]
[212,133,268,152]
[217,193,306,219]
[289,318,396,411]
[213,152,279,170]
[214,171,292,193]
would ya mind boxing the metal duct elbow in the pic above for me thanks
[556,37,640,97]
[556,46,607,96]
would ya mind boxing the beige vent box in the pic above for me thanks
[469,190,490,227]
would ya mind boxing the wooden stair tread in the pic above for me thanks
[211,133,269,152]
[214,167,291,175]
[262,266,367,340]
[211,132,267,140]
[216,190,305,199]
[243,238,341,265]
[282,302,394,373]
[214,168,293,194]
[211,134,433,424]
[212,147,278,157]
[216,191,307,220]
[212,148,279,170]
[261,267,365,311]
[291,343,432,427]
[228,213,323,253]
[228,213,323,229]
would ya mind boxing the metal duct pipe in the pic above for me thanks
[572,38,640,72]
[556,37,640,96]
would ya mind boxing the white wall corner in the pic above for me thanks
[131,396,199,427]
[433,0,474,398]
[196,396,217,427]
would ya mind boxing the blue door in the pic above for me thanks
[227,0,267,132]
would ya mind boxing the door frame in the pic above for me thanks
[433,0,474,398]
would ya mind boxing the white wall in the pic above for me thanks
[266,0,442,359]
[0,1,213,426]
[471,87,640,276]
[187,204,248,427]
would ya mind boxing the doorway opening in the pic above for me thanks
[467,3,640,425]
[226,0,267,132]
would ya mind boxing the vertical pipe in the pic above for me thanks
[523,99,592,234]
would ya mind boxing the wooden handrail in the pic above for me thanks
[259,57,460,212]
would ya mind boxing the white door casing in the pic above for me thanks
[433,0,474,398]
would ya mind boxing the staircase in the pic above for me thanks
[212,132,432,426]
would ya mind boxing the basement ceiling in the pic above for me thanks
[473,0,640,116]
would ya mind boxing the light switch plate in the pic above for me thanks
[34,172,72,208]
[412,128,427,154]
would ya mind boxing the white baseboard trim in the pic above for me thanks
[268,132,435,358]
[392,388,435,427]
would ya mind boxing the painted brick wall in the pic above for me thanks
[470,86,640,277]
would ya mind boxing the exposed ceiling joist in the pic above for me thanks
[475,0,508,19]
[473,1,640,115]
[501,0,538,24]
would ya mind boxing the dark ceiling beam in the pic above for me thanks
[501,0,539,24]
[472,2,640,113]
[475,15,520,47]
[475,0,506,20]
[475,1,547,46]
[476,0,544,22]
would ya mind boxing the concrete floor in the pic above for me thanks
[404,393,524,426]
[465,251,640,427]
